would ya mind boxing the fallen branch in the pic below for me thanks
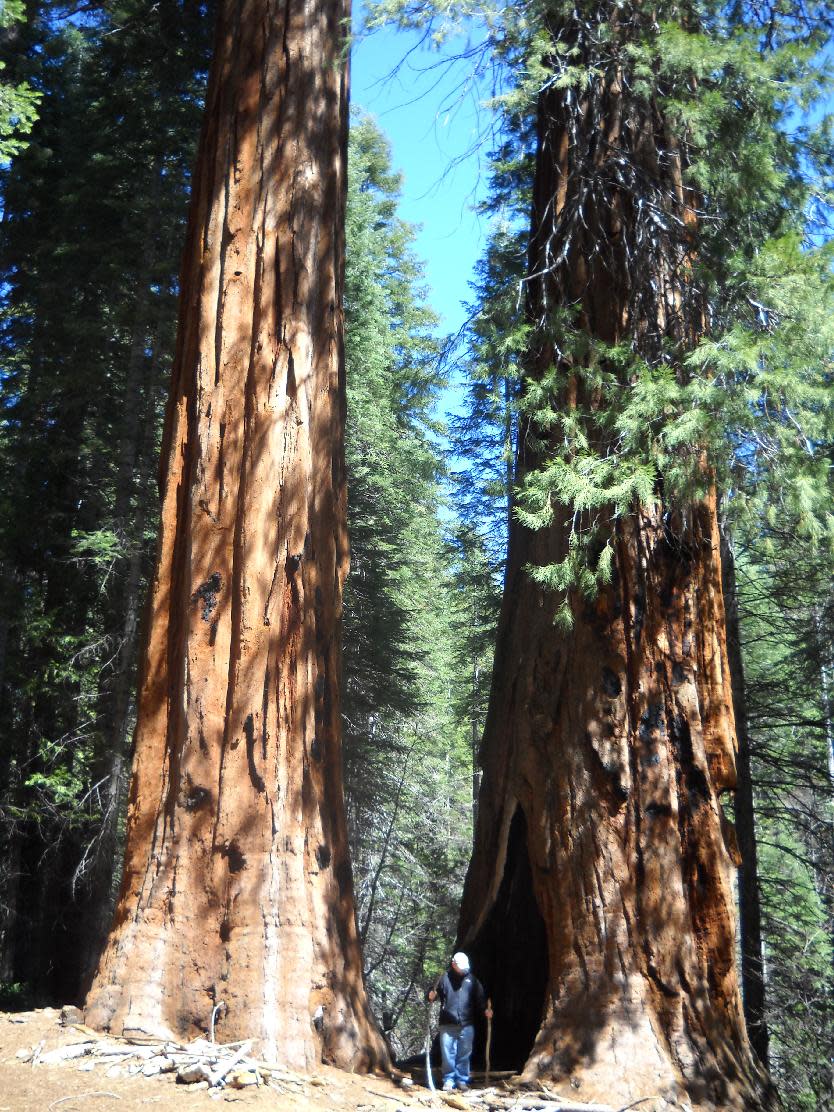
[48,1094,120,1111]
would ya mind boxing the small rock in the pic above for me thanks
[227,1070,259,1089]
[14,1047,32,1062]
[186,1080,210,1091]
[177,1061,213,1084]
[60,1005,84,1026]
[77,1060,95,1072]
[398,1076,414,1090]
[142,1055,176,1076]
[106,1065,123,1079]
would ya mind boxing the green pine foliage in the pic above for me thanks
[732,533,834,1107]
[0,0,40,162]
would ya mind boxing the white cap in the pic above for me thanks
[451,952,470,973]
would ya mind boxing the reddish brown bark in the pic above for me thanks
[457,10,779,1109]
[84,0,387,1071]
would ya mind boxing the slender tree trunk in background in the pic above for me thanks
[0,831,20,983]
[84,0,387,1071]
[457,10,778,1109]
[721,530,770,1068]
[811,605,834,978]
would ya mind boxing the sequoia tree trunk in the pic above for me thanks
[84,0,387,1071]
[457,7,779,1110]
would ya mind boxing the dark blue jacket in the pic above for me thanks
[431,969,487,1026]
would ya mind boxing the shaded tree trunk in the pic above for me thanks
[456,8,779,1109]
[84,0,387,1071]
[721,529,770,1069]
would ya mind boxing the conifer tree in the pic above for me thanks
[373,0,832,1104]
[82,0,388,1069]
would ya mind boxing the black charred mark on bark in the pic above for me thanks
[244,713,266,793]
[632,588,645,643]
[221,841,247,873]
[670,712,710,806]
[219,915,232,943]
[314,671,332,729]
[209,619,218,647]
[286,349,297,400]
[670,712,693,763]
[601,666,622,697]
[672,661,686,686]
[316,844,331,870]
[639,703,664,742]
[645,801,673,818]
[686,765,710,806]
[335,859,352,897]
[310,736,322,761]
[192,572,222,621]
[261,668,270,761]
[184,783,211,811]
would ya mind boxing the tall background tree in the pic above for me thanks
[80,0,395,1068]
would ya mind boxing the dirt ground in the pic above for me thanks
[0,1009,430,1112]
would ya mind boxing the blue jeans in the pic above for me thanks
[439,1023,474,1087]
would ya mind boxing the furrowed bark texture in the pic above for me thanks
[458,9,779,1110]
[85,0,387,1071]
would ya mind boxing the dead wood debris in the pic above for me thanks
[18,1024,316,1099]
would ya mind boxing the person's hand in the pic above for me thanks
[428,990,437,1002]
[485,1007,493,1019]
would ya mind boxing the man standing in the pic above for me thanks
[428,952,493,1092]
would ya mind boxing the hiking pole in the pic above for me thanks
[424,1001,436,1094]
[485,997,493,1087]
[424,969,444,1094]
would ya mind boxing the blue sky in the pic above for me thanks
[351,21,496,339]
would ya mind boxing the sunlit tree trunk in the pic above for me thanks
[457,9,779,1109]
[84,0,387,1071]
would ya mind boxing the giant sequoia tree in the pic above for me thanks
[442,0,831,1107]
[84,0,387,1070]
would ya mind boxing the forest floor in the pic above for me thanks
[0,1008,430,1112]
[0,1009,631,1112]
